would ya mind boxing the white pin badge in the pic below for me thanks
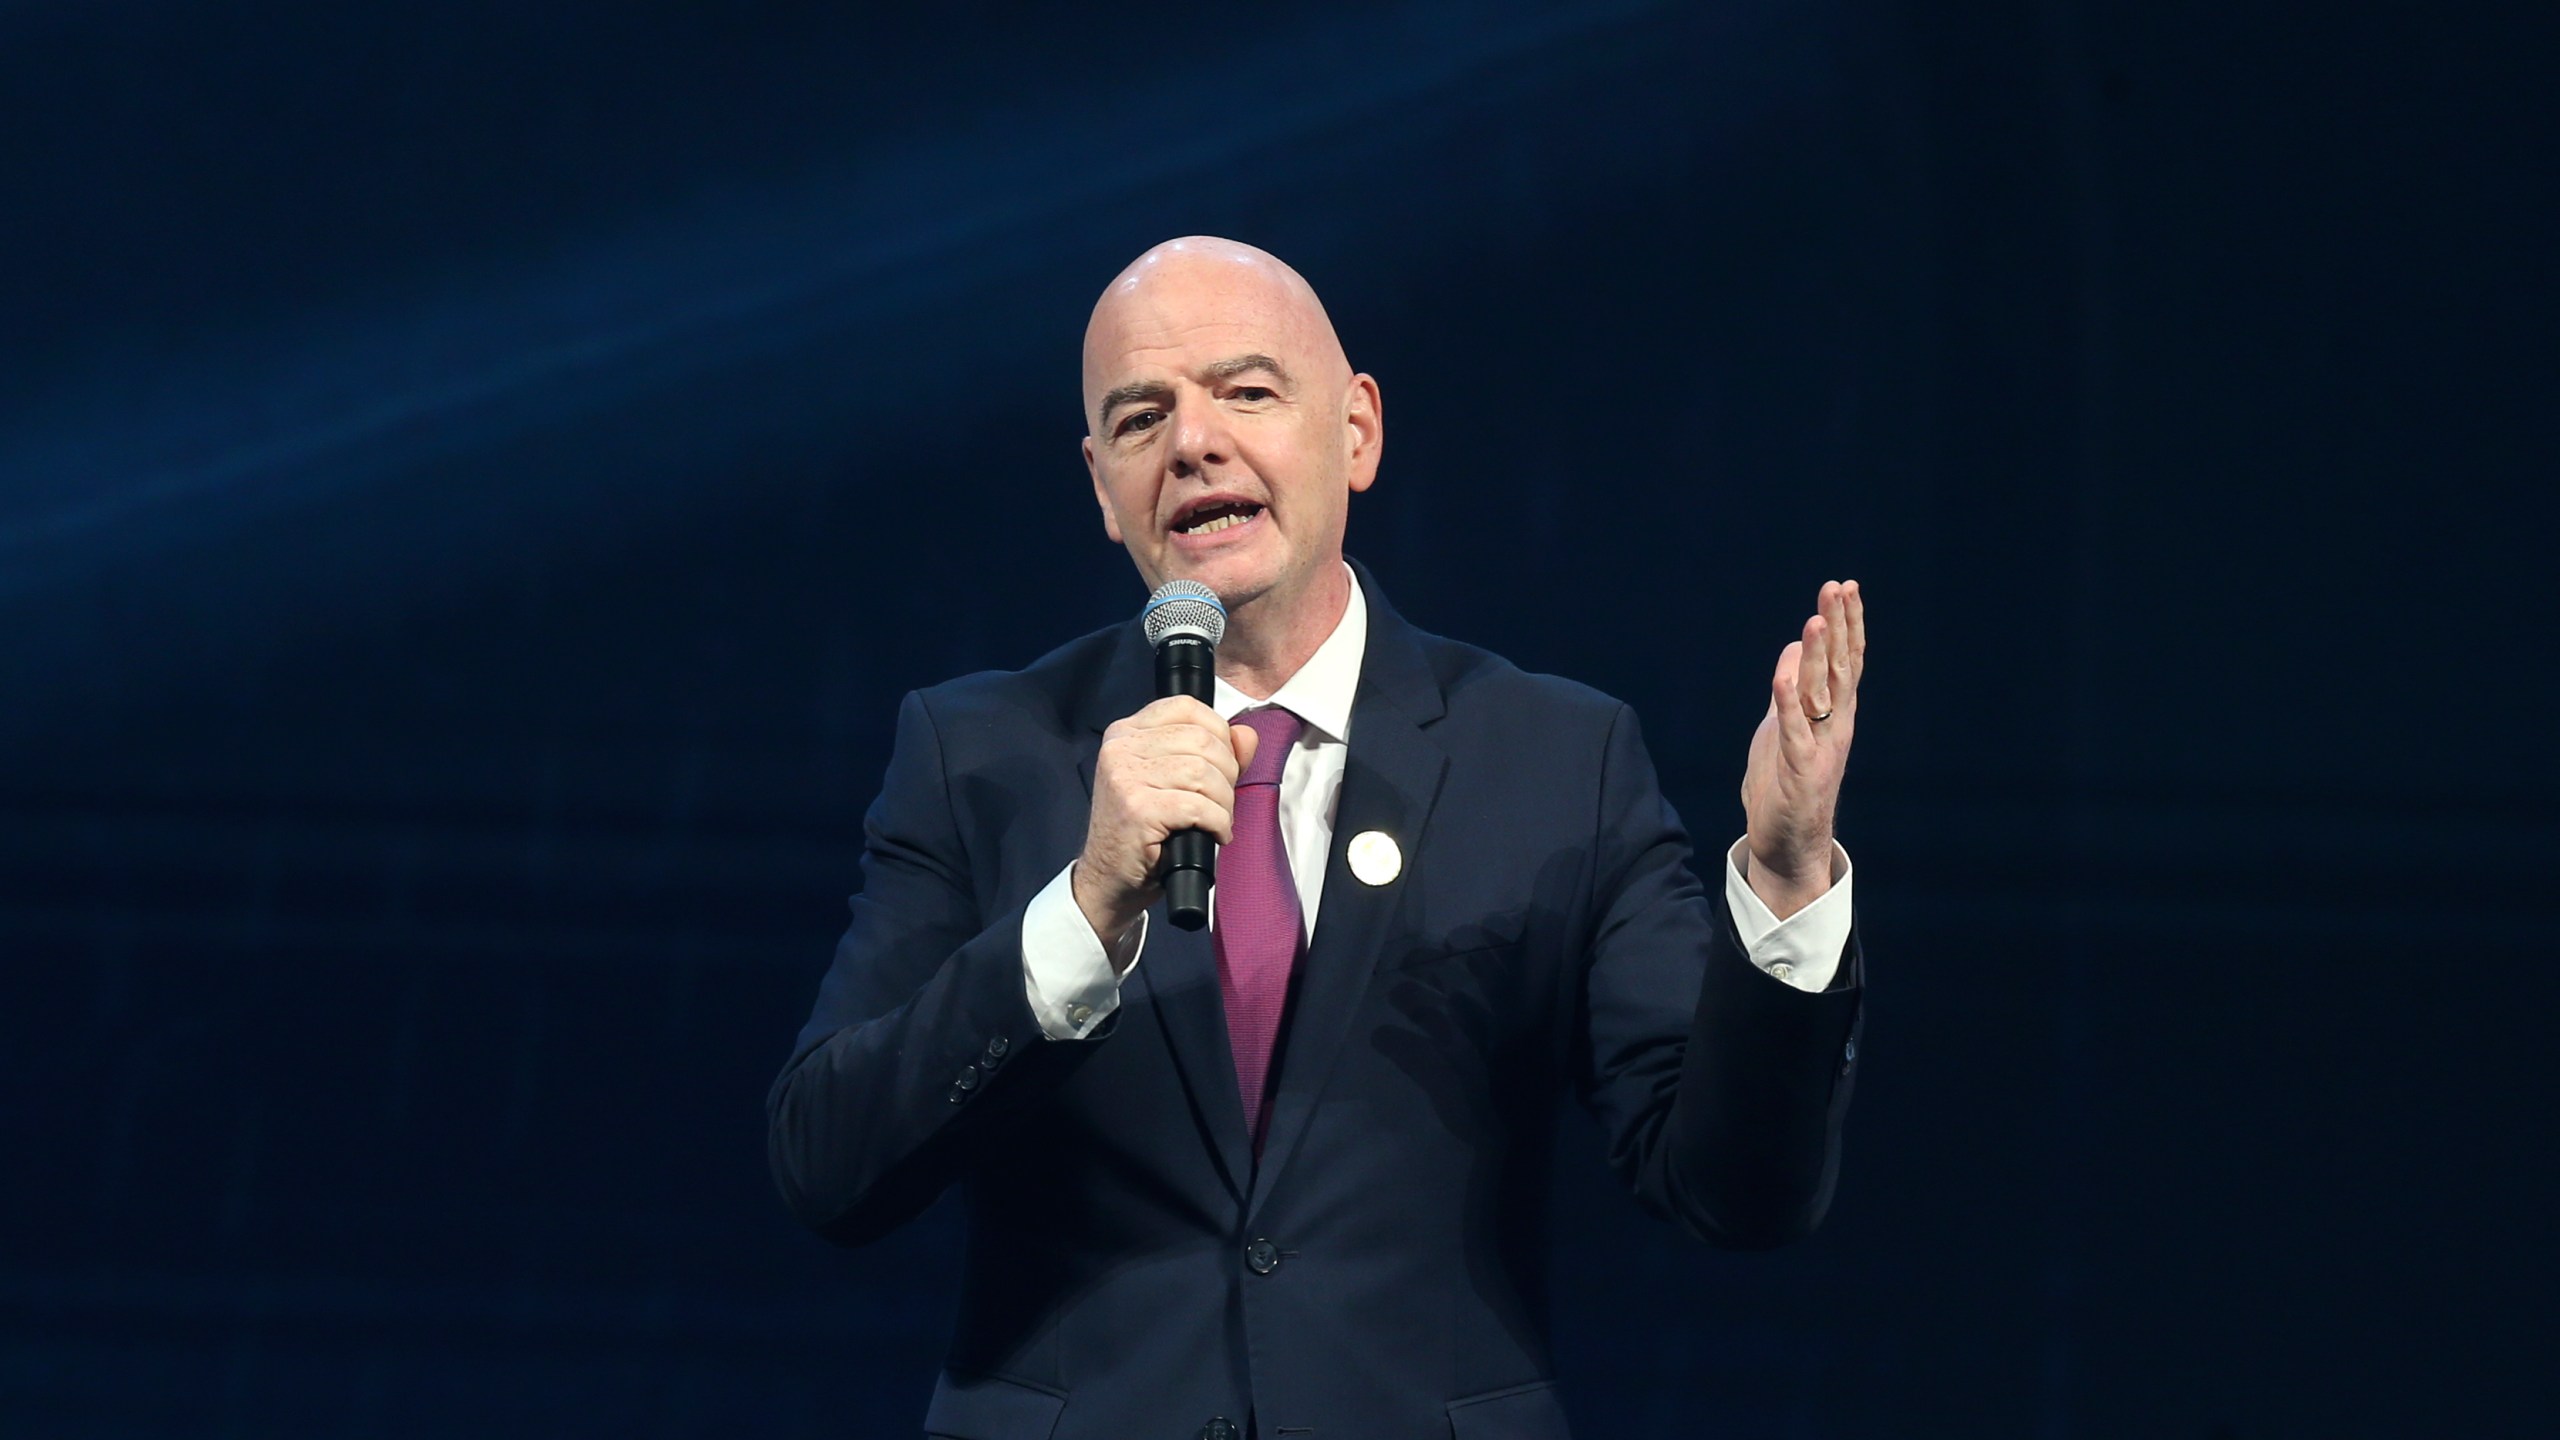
[1347,830,1403,887]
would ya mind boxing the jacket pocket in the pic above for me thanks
[921,1368,1066,1440]
[1446,1379,1570,1440]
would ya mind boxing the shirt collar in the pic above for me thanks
[1212,562,1366,745]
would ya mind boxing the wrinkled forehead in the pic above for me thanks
[1081,252,1344,414]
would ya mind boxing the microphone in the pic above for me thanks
[1142,579,1226,931]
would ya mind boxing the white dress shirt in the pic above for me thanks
[1021,567,1855,1040]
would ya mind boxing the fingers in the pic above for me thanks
[1080,697,1254,935]
[1142,749,1237,810]
[1798,611,1832,720]
[1101,727,1238,817]
[1841,579,1865,683]
[1794,579,1864,724]
[1097,698,1249,839]
[1130,694,1237,743]
[1230,720,1261,779]
[1770,639,1814,746]
[1818,580,1854,714]
[1118,696,1243,783]
[1145,789,1238,846]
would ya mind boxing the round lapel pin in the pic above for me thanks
[1347,830,1402,886]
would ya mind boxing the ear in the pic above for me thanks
[1343,373,1383,494]
[1083,434,1125,544]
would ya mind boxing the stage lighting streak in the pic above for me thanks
[0,0,1699,596]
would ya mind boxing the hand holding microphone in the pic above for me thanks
[1070,581,1261,946]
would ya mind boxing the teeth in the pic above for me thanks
[1182,509,1253,535]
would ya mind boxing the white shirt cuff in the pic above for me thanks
[1723,837,1854,993]
[1021,861,1146,1040]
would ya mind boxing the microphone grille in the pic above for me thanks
[1142,579,1226,650]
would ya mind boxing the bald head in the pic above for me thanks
[1082,237,1354,432]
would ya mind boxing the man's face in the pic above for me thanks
[1081,249,1379,611]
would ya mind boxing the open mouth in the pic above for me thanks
[1170,498,1265,537]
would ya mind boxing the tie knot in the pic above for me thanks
[1235,706,1303,788]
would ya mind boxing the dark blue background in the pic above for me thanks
[4,1,2551,1434]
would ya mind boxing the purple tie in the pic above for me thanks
[1216,705,1305,1151]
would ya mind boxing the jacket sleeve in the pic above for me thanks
[766,689,1106,1247]
[1573,702,1864,1250]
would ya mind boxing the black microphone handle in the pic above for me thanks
[1155,635,1217,930]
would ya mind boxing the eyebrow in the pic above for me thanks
[1203,353,1293,388]
[1095,353,1296,431]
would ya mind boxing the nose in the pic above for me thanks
[1166,389,1233,479]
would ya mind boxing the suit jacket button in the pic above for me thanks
[1200,1420,1237,1440]
[1246,1238,1281,1275]
[983,1035,1011,1067]
[953,1064,980,1093]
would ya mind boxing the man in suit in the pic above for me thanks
[768,237,1866,1439]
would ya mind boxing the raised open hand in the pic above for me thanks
[1740,579,1864,918]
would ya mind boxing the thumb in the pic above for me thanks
[1230,721,1261,775]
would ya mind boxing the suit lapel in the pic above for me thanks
[1248,564,1448,1221]
[1135,903,1255,1204]
[1080,622,1255,1204]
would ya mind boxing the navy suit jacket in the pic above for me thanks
[768,561,1863,1439]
